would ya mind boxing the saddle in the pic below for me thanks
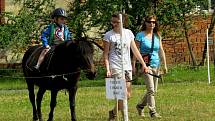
[26,46,55,71]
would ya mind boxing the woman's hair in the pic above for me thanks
[111,12,128,28]
[141,15,160,36]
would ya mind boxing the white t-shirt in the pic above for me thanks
[104,29,135,70]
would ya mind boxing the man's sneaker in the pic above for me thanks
[108,110,116,121]
[150,112,162,118]
[136,104,145,117]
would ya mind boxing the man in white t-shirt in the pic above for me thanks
[103,13,150,121]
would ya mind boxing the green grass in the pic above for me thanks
[0,65,214,90]
[0,65,215,120]
[163,65,215,83]
[0,82,215,121]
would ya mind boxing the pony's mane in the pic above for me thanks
[55,38,94,55]
[77,38,94,55]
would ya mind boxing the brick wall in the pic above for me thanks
[162,15,215,65]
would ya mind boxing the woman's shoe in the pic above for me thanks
[136,104,145,117]
[150,112,162,118]
[108,110,116,121]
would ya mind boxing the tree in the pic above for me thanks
[68,0,207,66]
[67,0,156,38]
[157,0,208,66]
[0,0,55,51]
[0,0,209,67]
[199,8,215,66]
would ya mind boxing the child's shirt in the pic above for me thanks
[41,23,72,47]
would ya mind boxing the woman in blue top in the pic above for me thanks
[34,8,72,70]
[132,15,167,118]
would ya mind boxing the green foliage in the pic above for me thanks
[67,0,207,38]
[156,0,207,37]
[0,0,55,52]
[67,0,208,67]
[67,0,153,38]
[0,0,209,66]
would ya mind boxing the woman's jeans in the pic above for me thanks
[137,67,159,114]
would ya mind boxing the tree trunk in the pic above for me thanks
[199,10,215,66]
[0,0,5,24]
[183,16,197,66]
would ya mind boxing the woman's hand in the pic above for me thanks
[106,70,112,77]
[164,66,168,74]
[142,66,150,73]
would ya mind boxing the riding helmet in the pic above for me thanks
[51,8,67,19]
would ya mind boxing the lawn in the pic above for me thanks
[0,82,215,121]
[0,65,215,120]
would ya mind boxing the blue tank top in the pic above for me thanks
[136,32,160,68]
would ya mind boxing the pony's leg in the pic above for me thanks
[69,87,78,121]
[47,90,58,121]
[27,82,38,121]
[36,88,46,121]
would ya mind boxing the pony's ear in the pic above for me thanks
[89,40,104,51]
[66,40,76,47]
[74,40,79,44]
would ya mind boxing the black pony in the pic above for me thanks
[22,38,96,121]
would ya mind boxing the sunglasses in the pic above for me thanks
[146,21,156,24]
[111,21,120,24]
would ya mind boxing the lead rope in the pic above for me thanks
[0,68,93,79]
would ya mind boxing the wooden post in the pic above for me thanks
[208,0,212,12]
[0,0,5,23]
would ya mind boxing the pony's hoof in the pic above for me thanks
[33,116,39,121]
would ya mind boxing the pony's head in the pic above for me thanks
[68,38,96,80]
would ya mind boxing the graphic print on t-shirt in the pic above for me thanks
[54,28,64,40]
[114,41,127,57]
[113,34,127,58]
